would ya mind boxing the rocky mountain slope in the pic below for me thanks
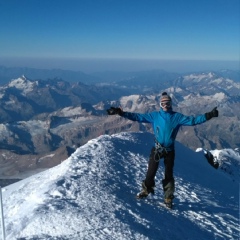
[0,75,130,123]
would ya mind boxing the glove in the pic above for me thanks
[106,107,123,116]
[205,107,218,120]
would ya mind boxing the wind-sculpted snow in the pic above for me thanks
[196,147,240,183]
[2,132,239,239]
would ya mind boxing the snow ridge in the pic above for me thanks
[2,132,239,240]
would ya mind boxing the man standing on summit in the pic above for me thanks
[107,92,219,208]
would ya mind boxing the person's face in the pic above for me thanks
[160,101,172,111]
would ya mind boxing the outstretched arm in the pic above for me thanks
[179,107,219,126]
[106,107,154,123]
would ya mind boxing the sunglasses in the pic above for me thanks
[160,101,172,108]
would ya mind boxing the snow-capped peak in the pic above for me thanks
[183,72,216,81]
[8,76,35,95]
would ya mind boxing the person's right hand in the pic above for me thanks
[106,107,123,115]
[205,107,218,120]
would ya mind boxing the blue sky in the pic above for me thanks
[0,0,239,72]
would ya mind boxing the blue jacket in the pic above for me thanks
[122,108,207,151]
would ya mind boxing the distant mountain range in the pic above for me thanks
[0,65,239,86]
[0,68,239,180]
[0,66,99,85]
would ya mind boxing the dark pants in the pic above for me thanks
[144,147,175,199]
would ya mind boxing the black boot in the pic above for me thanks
[164,198,173,209]
[162,179,175,208]
[136,181,155,199]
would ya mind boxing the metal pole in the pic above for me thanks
[0,187,6,240]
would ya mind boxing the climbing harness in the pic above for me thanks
[154,139,168,162]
